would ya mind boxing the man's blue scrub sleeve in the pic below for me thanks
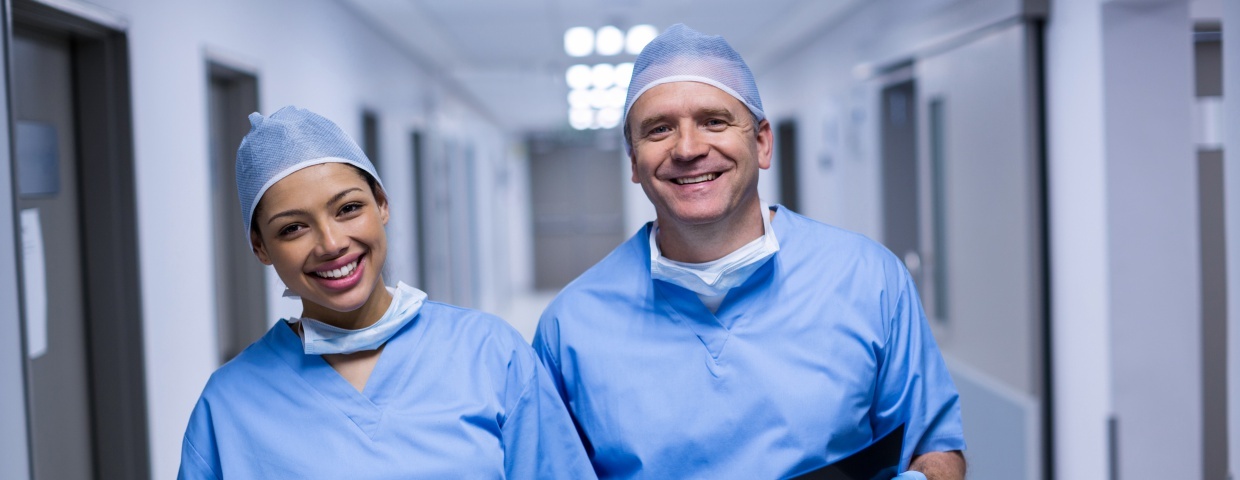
[875,264,966,466]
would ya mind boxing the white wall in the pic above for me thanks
[1043,1,1114,477]
[1226,0,1240,476]
[1047,0,1201,478]
[757,0,1029,240]
[67,1,521,477]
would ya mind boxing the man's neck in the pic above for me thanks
[657,200,769,263]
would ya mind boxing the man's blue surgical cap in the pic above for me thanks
[622,24,765,153]
[236,105,383,236]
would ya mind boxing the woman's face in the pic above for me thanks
[250,163,389,317]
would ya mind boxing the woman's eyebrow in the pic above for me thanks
[326,187,364,207]
[265,187,365,226]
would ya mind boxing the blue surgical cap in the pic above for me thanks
[622,24,765,153]
[236,105,383,236]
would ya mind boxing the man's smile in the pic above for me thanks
[672,173,720,185]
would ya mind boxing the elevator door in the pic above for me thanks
[13,28,95,479]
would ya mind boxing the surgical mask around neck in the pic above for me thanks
[288,282,426,355]
[650,203,779,297]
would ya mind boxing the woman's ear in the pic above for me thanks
[374,185,390,225]
[251,229,273,265]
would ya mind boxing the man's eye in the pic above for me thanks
[648,125,671,135]
[706,119,727,127]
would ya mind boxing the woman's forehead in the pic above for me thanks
[264,164,367,204]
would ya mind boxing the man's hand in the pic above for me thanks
[907,450,965,480]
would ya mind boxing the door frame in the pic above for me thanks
[7,1,149,478]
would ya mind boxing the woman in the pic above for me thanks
[178,106,594,479]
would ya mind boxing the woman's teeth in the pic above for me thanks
[674,173,718,185]
[315,260,358,279]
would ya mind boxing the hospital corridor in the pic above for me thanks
[0,0,1232,478]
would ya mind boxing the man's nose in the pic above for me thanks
[672,124,708,161]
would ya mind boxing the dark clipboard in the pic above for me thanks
[787,424,905,480]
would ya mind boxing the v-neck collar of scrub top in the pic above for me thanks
[650,205,783,361]
[266,309,428,439]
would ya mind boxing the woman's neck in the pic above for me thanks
[300,280,395,330]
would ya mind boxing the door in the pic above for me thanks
[207,63,266,363]
[914,22,1045,479]
[879,79,922,286]
[9,2,149,477]
[530,143,626,289]
[13,27,96,480]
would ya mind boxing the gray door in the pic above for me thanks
[914,22,1044,479]
[208,64,268,363]
[530,143,626,289]
[879,79,921,287]
[13,27,95,480]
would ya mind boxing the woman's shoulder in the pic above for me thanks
[417,301,530,352]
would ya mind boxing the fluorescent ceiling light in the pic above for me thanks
[596,26,624,56]
[591,63,615,89]
[626,25,658,55]
[566,64,593,90]
[614,62,634,89]
[565,27,594,57]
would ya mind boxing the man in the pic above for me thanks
[534,24,966,479]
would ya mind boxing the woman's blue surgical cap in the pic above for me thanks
[236,105,384,236]
[622,24,765,153]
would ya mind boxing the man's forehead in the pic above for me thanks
[630,81,750,119]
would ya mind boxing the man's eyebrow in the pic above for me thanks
[697,107,736,119]
[638,114,670,133]
[265,187,364,226]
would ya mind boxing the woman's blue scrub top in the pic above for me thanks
[534,206,966,479]
[179,301,594,479]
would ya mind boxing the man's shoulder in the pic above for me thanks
[776,207,898,263]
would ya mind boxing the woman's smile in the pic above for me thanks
[308,252,367,291]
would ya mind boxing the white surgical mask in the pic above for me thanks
[650,202,779,297]
[287,282,426,355]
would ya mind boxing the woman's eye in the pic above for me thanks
[339,202,363,215]
[278,224,303,236]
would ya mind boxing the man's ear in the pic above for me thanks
[630,153,640,183]
[251,229,273,265]
[755,119,773,170]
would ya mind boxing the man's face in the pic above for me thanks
[627,81,772,232]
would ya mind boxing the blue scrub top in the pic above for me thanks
[534,206,965,479]
[179,301,595,479]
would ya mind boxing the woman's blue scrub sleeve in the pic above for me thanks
[178,302,594,479]
[533,206,965,479]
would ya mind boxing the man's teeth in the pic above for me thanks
[315,260,358,279]
[674,173,718,185]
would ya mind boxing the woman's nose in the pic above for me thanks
[314,223,348,257]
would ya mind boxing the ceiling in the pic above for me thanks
[338,0,864,134]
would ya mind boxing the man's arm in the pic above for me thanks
[909,450,966,480]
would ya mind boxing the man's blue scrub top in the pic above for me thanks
[534,206,965,479]
[179,302,594,479]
